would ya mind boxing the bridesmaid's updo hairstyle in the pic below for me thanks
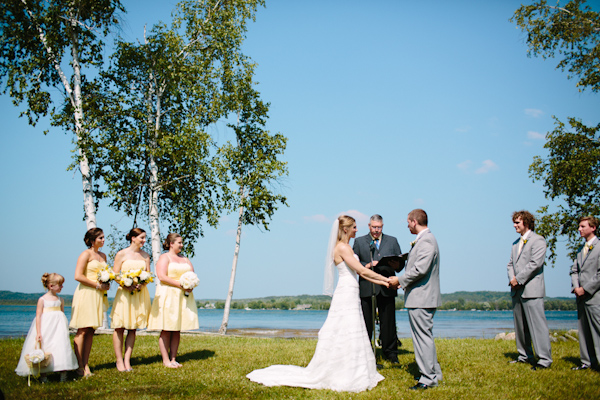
[41,272,65,289]
[337,215,356,241]
[126,227,146,242]
[84,227,104,248]
[163,233,182,251]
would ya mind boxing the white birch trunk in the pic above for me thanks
[147,113,162,265]
[148,155,161,267]
[219,191,245,334]
[70,20,96,229]
[143,37,163,268]
[21,1,97,228]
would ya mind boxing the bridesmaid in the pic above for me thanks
[69,227,110,377]
[110,228,151,372]
[147,233,199,368]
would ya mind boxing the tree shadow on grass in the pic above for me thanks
[92,349,216,371]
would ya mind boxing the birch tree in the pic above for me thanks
[512,0,600,263]
[90,0,265,262]
[0,0,123,229]
[217,70,288,334]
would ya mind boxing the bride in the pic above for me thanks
[247,215,393,392]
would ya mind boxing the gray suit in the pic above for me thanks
[570,236,600,368]
[506,231,552,367]
[397,229,442,387]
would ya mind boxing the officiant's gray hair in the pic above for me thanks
[370,214,383,223]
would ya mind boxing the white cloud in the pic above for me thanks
[525,108,544,118]
[304,210,370,226]
[303,214,329,223]
[475,159,499,174]
[457,160,472,171]
[527,130,545,139]
[343,210,369,227]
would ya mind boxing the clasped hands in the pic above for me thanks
[509,276,523,289]
[387,276,400,289]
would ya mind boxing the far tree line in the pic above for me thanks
[205,295,576,312]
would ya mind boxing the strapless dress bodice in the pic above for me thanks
[167,262,192,280]
[85,259,107,281]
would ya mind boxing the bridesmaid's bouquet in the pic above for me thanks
[97,265,116,285]
[116,268,154,294]
[179,271,199,297]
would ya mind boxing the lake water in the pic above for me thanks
[0,305,577,339]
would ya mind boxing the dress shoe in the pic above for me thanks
[572,364,591,371]
[531,364,550,371]
[385,356,400,364]
[508,359,528,364]
[409,383,429,390]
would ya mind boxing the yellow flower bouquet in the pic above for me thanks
[97,265,116,284]
[116,268,154,294]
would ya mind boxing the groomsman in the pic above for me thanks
[353,214,403,363]
[397,209,442,390]
[570,215,600,371]
[506,210,552,370]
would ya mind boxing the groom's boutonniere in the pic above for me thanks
[410,240,416,248]
[590,245,594,251]
[523,239,528,245]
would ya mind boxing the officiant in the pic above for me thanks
[353,214,404,364]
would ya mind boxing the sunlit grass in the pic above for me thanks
[1,333,599,399]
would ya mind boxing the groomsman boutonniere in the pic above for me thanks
[589,245,594,251]
[522,239,528,245]
[410,240,416,248]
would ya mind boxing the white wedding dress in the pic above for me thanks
[246,260,384,392]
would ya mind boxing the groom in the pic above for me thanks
[353,214,403,363]
[397,209,442,390]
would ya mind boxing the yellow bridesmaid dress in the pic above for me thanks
[110,259,151,329]
[69,259,109,329]
[147,261,199,331]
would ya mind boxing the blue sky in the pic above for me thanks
[1,0,599,300]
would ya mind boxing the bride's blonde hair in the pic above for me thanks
[337,215,355,241]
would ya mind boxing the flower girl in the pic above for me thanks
[15,273,79,382]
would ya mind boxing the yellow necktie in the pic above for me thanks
[583,244,590,257]
[518,237,524,254]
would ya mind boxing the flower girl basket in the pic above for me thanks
[24,340,52,386]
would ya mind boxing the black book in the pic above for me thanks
[378,253,408,272]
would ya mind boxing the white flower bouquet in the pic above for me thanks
[179,271,199,297]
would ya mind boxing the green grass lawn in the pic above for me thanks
[1,333,599,399]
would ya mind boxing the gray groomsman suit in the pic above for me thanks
[397,229,442,387]
[570,236,600,368]
[506,231,552,367]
